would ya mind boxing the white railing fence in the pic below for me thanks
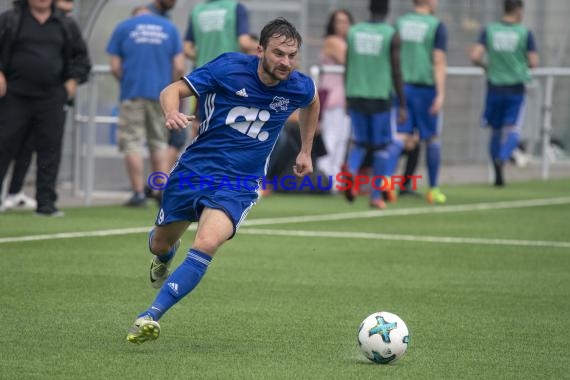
[71,65,570,205]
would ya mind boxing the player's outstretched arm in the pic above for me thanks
[294,94,320,177]
[160,80,195,131]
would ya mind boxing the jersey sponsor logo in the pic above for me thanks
[198,9,227,32]
[225,106,271,141]
[492,31,520,52]
[269,96,289,112]
[354,32,384,55]
[400,20,429,43]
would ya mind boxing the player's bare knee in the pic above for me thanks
[150,236,174,255]
[191,235,221,256]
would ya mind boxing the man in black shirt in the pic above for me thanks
[0,0,91,216]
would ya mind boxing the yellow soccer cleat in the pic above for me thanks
[426,188,447,204]
[126,315,160,345]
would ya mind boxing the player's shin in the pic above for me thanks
[371,148,389,202]
[426,141,441,188]
[499,127,519,162]
[140,249,212,320]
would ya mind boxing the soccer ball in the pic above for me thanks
[357,311,410,364]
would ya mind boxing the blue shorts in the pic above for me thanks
[396,84,442,140]
[348,108,396,148]
[155,165,258,237]
[482,92,525,130]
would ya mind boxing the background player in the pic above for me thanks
[395,0,447,204]
[470,0,538,186]
[183,0,254,67]
[343,0,406,209]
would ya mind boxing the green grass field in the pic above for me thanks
[1,179,569,379]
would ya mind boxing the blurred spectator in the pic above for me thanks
[0,0,91,216]
[106,6,185,207]
[316,9,353,192]
[144,0,188,169]
[243,33,259,55]
[1,0,84,213]
[183,0,255,67]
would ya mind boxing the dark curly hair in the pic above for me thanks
[505,0,523,13]
[259,18,303,49]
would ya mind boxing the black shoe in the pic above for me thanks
[144,185,162,207]
[125,193,147,207]
[338,172,356,203]
[493,160,505,187]
[144,185,153,199]
[36,205,65,217]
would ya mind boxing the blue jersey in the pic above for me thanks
[106,14,183,101]
[179,52,315,181]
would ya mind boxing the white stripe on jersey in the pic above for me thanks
[183,77,200,96]
[199,93,216,135]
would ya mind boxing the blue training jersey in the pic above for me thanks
[106,14,183,101]
[180,52,316,181]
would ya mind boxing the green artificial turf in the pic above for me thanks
[1,179,569,379]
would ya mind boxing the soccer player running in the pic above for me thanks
[126,18,319,344]
[395,0,447,204]
[470,0,538,187]
[343,0,406,209]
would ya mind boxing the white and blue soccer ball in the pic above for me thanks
[357,311,410,364]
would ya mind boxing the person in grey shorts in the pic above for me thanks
[107,6,185,207]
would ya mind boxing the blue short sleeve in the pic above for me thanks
[527,30,537,52]
[184,19,194,43]
[300,78,317,109]
[182,56,225,96]
[434,22,447,52]
[106,23,124,56]
[171,25,183,55]
[236,3,249,36]
[477,28,487,47]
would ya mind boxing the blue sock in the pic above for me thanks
[139,249,212,321]
[148,228,177,263]
[386,139,404,176]
[371,148,389,200]
[499,129,520,162]
[426,141,441,188]
[489,130,501,161]
[347,145,367,175]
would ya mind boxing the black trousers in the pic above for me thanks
[7,132,34,195]
[0,90,66,209]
